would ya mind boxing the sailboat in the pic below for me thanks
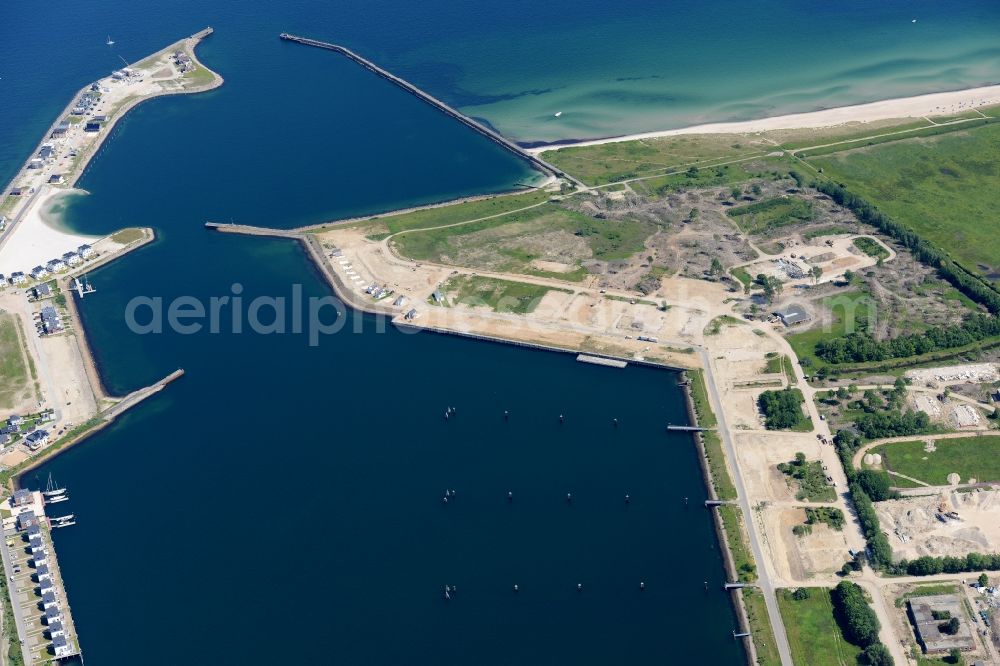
[106,35,115,46]
[43,473,66,498]
[554,111,563,117]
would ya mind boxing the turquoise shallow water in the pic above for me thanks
[2,1,999,663]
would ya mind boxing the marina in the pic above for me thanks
[0,487,81,662]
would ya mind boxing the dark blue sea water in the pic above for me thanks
[3,1,999,663]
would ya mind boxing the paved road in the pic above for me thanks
[698,348,794,666]
[0,531,28,662]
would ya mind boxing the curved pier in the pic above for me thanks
[278,33,581,187]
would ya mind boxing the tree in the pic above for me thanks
[861,643,894,666]
[940,617,960,635]
[686,166,699,178]
[948,647,964,665]
[811,265,823,284]
[709,257,723,275]
[832,581,881,647]
[730,185,742,200]
[751,184,762,196]
[856,469,894,502]
[792,587,810,600]
[844,269,856,283]
[979,572,989,587]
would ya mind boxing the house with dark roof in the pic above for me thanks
[17,512,38,530]
[12,488,32,506]
[39,577,56,596]
[26,429,50,450]
[53,633,74,658]
[774,303,810,326]
[46,618,64,638]
[45,606,62,623]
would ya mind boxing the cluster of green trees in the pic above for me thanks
[754,273,783,302]
[816,181,1000,313]
[805,507,845,530]
[831,581,894,665]
[854,408,931,439]
[855,469,896,502]
[832,430,895,569]
[758,388,805,429]
[898,552,1000,577]
[815,313,1000,364]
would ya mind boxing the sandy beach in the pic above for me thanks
[529,84,1000,153]
[0,188,97,276]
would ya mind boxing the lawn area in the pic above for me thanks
[732,266,752,287]
[687,370,737,501]
[894,583,959,608]
[440,275,567,314]
[779,454,836,502]
[313,190,550,235]
[777,588,863,666]
[785,289,873,368]
[802,225,855,240]
[539,133,767,185]
[853,236,889,260]
[727,196,816,234]
[743,588,781,666]
[719,504,757,582]
[392,202,656,275]
[809,121,1000,276]
[110,227,146,245]
[182,64,216,87]
[872,436,1000,486]
[0,314,29,410]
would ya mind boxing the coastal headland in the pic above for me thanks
[0,27,223,277]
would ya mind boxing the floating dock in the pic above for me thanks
[278,33,580,187]
[0,489,81,661]
[576,354,628,369]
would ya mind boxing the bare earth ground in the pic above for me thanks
[877,490,1000,560]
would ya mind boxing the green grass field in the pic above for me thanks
[853,236,889,260]
[380,191,550,235]
[810,121,1000,275]
[719,505,757,582]
[391,203,656,275]
[440,275,567,314]
[777,588,863,666]
[743,588,781,666]
[727,196,815,234]
[872,436,1000,486]
[110,227,146,245]
[785,290,873,368]
[539,133,768,185]
[0,314,29,410]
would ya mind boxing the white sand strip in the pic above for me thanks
[0,187,99,276]
[530,84,1000,153]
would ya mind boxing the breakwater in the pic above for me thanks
[277,33,581,187]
